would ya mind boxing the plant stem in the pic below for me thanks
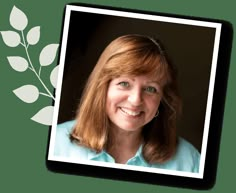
[39,92,52,98]
[21,31,55,100]
[39,66,41,77]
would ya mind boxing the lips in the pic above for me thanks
[119,107,142,117]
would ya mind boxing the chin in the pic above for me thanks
[117,124,142,132]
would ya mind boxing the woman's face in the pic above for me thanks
[106,75,162,133]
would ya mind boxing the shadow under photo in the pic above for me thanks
[47,3,233,190]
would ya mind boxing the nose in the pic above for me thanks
[128,88,143,106]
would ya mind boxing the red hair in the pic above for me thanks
[71,34,181,163]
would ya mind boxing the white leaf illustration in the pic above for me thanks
[31,106,54,125]
[50,65,59,88]
[0,31,21,47]
[13,85,39,103]
[10,6,28,31]
[39,44,59,66]
[7,56,28,72]
[27,26,40,45]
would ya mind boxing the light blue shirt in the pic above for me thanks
[53,120,200,173]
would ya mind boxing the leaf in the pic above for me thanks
[27,26,40,45]
[50,65,59,88]
[0,31,21,47]
[39,44,59,66]
[10,6,28,31]
[7,56,28,72]
[13,85,39,103]
[31,106,54,125]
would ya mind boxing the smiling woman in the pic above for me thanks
[53,34,200,172]
[105,75,163,164]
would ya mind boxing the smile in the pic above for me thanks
[120,107,142,117]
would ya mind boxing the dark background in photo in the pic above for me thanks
[45,3,232,190]
[57,10,216,153]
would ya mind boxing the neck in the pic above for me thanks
[106,125,143,164]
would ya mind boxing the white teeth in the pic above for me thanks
[120,108,141,116]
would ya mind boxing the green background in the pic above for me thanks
[0,0,235,192]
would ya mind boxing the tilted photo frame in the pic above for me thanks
[47,3,232,189]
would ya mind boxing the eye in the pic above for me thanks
[144,86,157,93]
[118,81,130,88]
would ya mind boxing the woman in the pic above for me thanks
[54,34,200,173]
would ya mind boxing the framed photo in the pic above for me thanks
[47,3,232,189]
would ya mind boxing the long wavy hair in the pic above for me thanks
[70,34,181,163]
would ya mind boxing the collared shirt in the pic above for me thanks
[53,120,200,173]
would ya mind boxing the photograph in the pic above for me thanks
[47,3,223,186]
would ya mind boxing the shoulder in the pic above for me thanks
[151,137,200,173]
[53,120,94,160]
[173,137,200,172]
[56,120,75,135]
[55,120,75,145]
[177,137,200,155]
[57,120,76,130]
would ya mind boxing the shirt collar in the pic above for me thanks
[87,144,150,167]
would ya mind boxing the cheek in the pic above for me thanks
[106,89,116,107]
[106,85,127,105]
[146,97,161,113]
[106,92,113,113]
[106,88,121,112]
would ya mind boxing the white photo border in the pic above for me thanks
[48,4,222,180]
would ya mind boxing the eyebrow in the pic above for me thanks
[115,77,162,86]
[146,81,161,85]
